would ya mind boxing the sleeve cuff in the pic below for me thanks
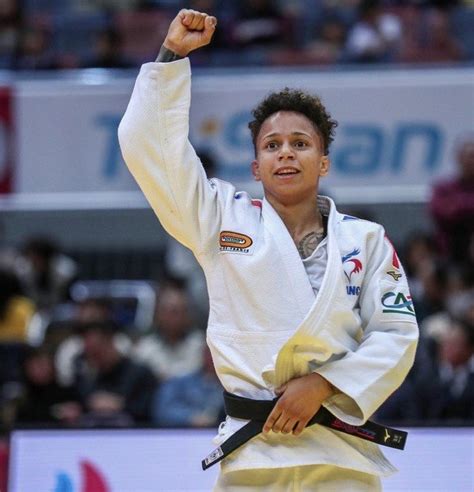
[315,369,366,425]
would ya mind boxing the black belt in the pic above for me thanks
[202,391,407,470]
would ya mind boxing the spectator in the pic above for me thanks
[80,0,142,11]
[0,0,21,69]
[14,22,55,71]
[345,0,402,62]
[0,222,17,270]
[372,376,421,423]
[73,320,157,425]
[0,269,34,343]
[414,259,449,323]
[401,232,437,300]
[54,298,135,386]
[270,15,347,66]
[15,346,81,426]
[152,346,224,428]
[447,290,474,325]
[419,267,473,356]
[398,7,464,63]
[82,28,134,69]
[305,16,347,64]
[232,0,288,48]
[15,237,78,310]
[430,135,474,264]
[133,282,205,381]
[417,318,474,421]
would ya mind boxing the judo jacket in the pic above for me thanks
[118,58,419,476]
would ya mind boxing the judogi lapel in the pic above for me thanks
[261,196,352,388]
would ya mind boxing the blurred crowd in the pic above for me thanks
[0,133,473,434]
[0,0,473,70]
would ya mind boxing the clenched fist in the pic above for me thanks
[164,9,217,57]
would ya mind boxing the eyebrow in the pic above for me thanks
[262,131,312,140]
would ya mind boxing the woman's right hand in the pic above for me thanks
[163,9,217,57]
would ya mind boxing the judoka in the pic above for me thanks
[118,9,419,491]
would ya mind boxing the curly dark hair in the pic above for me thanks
[248,87,338,156]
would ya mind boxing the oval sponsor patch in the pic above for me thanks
[219,231,253,250]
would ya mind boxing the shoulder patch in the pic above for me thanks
[219,231,253,252]
[342,215,359,221]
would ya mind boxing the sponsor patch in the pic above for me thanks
[381,291,416,317]
[384,234,403,281]
[219,231,253,253]
[386,270,402,281]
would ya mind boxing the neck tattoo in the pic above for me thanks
[297,229,325,259]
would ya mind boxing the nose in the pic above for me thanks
[278,141,295,160]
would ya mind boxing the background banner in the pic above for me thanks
[0,87,13,194]
[8,428,474,492]
[12,67,474,202]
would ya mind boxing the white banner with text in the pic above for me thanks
[9,428,474,492]
[13,66,474,204]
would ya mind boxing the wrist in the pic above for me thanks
[163,39,189,58]
[156,44,185,63]
[310,373,336,399]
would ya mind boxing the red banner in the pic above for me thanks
[0,87,12,194]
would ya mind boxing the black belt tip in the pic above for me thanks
[202,446,224,471]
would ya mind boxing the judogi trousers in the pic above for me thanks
[213,464,382,491]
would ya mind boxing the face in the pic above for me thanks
[457,140,474,181]
[77,300,110,323]
[439,324,472,367]
[155,289,191,339]
[252,111,329,207]
[25,354,54,385]
[83,330,110,367]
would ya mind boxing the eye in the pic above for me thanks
[294,141,308,148]
[265,141,279,150]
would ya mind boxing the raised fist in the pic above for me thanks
[164,9,217,57]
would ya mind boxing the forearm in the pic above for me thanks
[316,326,418,424]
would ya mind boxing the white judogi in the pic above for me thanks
[118,59,418,482]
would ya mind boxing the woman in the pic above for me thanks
[118,9,418,490]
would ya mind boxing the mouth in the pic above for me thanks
[274,167,300,178]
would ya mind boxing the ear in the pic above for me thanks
[319,156,330,177]
[251,160,261,181]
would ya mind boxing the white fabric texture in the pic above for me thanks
[118,58,419,477]
[213,464,382,492]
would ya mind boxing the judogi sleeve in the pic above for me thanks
[316,227,419,425]
[118,59,222,253]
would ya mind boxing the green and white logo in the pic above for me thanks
[381,292,416,317]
